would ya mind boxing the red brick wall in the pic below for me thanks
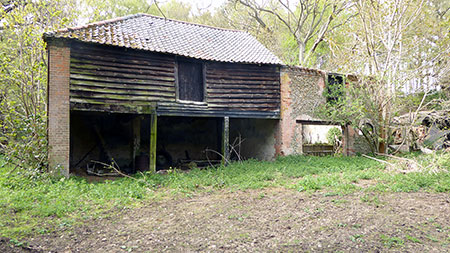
[342,125,357,156]
[47,41,70,177]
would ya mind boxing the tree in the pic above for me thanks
[319,0,450,153]
[81,0,193,23]
[232,0,356,67]
[0,0,76,172]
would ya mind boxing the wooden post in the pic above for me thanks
[297,122,304,154]
[149,113,157,172]
[221,116,230,165]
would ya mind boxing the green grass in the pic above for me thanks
[380,234,405,248]
[0,154,449,240]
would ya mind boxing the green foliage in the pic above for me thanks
[230,0,351,67]
[0,0,76,172]
[317,77,389,153]
[320,0,450,154]
[396,90,450,114]
[326,127,342,146]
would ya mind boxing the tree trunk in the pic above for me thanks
[298,41,305,66]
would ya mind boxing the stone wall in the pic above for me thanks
[275,67,373,157]
[275,66,327,156]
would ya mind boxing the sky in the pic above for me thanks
[176,0,227,13]
[179,0,226,9]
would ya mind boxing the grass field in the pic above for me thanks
[0,153,449,244]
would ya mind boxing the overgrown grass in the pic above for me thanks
[0,153,449,239]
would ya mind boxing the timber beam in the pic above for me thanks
[149,113,157,172]
[221,116,230,165]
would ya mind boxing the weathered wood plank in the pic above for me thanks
[70,85,175,97]
[70,57,174,71]
[70,52,174,67]
[70,102,156,114]
[215,106,280,110]
[155,102,278,111]
[207,103,279,108]
[75,49,174,62]
[208,100,279,105]
[70,74,174,86]
[156,109,280,119]
[70,91,175,102]
[207,89,279,95]
[70,80,175,91]
[221,117,230,165]
[206,74,279,81]
[207,93,280,99]
[70,75,175,89]
[207,62,277,72]
[178,60,204,102]
[71,42,175,62]
[206,84,279,90]
[206,80,279,86]
[70,97,158,107]
[206,69,280,78]
[71,69,175,82]
[70,42,175,61]
[71,62,174,75]
[149,113,157,173]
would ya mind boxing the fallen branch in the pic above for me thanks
[375,153,424,169]
[92,160,133,179]
[419,146,434,154]
[229,135,245,162]
[93,160,153,188]
[205,148,230,165]
[361,154,394,166]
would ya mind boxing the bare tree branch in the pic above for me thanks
[234,0,352,66]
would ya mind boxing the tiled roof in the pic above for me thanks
[44,14,283,65]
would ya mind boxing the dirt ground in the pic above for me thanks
[3,188,450,252]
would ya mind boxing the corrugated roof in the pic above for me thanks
[44,13,283,65]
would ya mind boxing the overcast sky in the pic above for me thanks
[177,0,227,12]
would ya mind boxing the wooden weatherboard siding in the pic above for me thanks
[69,42,176,107]
[206,62,280,112]
[159,62,281,119]
[69,42,280,118]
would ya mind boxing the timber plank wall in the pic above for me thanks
[69,42,280,118]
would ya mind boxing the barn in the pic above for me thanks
[44,14,287,176]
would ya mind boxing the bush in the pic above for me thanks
[326,127,342,146]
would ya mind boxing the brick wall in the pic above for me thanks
[47,40,70,177]
[342,125,356,156]
[275,66,327,156]
[275,66,372,157]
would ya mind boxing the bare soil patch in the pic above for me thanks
[5,189,450,252]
